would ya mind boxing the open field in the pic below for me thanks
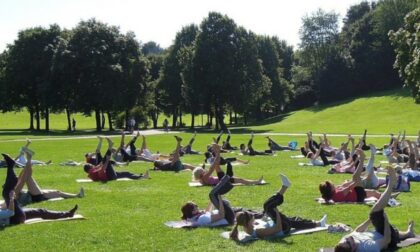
[0,132,419,252]
[1,89,420,251]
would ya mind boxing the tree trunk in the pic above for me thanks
[95,109,101,132]
[107,112,113,131]
[125,110,129,130]
[172,107,178,128]
[35,106,40,131]
[229,111,233,125]
[29,109,34,130]
[152,109,158,129]
[66,108,71,131]
[244,114,247,125]
[234,112,238,125]
[101,111,105,129]
[179,108,183,128]
[45,107,49,132]
[190,111,195,129]
[215,110,219,130]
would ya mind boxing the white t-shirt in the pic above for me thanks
[350,231,383,252]
[195,211,228,227]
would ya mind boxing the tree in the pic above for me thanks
[3,25,62,131]
[389,8,420,102]
[193,12,238,130]
[299,9,339,78]
[158,25,198,128]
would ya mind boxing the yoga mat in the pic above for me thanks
[315,197,400,207]
[319,235,420,251]
[188,180,268,187]
[25,214,85,224]
[164,218,229,228]
[76,178,134,183]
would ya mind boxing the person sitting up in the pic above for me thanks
[83,138,150,181]
[334,167,415,252]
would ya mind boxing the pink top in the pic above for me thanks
[332,188,358,202]
[203,176,220,186]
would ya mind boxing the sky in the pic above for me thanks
[0,0,367,52]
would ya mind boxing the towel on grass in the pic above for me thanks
[76,178,134,183]
[315,197,400,207]
[24,214,85,224]
[164,219,229,228]
[319,235,420,251]
[220,219,328,243]
[188,180,268,187]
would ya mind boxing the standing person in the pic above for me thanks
[334,167,415,251]
[163,118,169,132]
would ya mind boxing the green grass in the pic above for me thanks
[1,89,420,251]
[0,133,419,252]
[250,88,420,135]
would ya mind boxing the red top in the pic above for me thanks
[88,167,108,181]
[332,188,358,202]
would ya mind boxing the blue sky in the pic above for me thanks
[0,0,366,51]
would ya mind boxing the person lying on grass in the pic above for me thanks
[221,129,238,151]
[83,137,150,181]
[11,146,84,206]
[240,133,273,156]
[204,150,249,166]
[14,138,52,166]
[112,131,169,163]
[181,171,235,227]
[334,167,415,252]
[192,144,262,186]
[1,151,78,226]
[319,149,397,203]
[266,136,296,152]
[179,131,200,155]
[152,136,196,172]
[230,174,327,240]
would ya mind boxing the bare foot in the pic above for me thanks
[407,220,415,238]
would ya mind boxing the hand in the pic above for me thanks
[9,191,15,199]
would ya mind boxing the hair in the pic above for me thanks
[181,202,196,220]
[306,151,314,159]
[319,181,334,201]
[334,242,352,252]
[83,164,93,173]
[230,211,253,240]
[192,167,204,181]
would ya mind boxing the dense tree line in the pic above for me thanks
[0,0,418,131]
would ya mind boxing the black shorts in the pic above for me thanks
[30,193,47,203]
[354,186,367,203]
[370,210,400,248]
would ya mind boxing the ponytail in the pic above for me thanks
[230,224,239,240]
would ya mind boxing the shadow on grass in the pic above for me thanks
[0,129,121,137]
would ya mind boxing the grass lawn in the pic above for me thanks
[0,132,419,252]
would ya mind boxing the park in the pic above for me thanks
[0,0,419,251]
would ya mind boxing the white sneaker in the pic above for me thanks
[319,214,327,227]
[279,174,291,188]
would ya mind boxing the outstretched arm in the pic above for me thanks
[354,218,371,232]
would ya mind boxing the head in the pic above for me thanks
[83,163,94,173]
[319,181,334,201]
[192,167,205,181]
[334,236,355,252]
[230,211,254,240]
[240,144,245,150]
[181,201,199,220]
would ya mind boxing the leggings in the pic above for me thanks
[115,171,144,180]
[319,148,339,166]
[208,175,235,224]
[120,148,137,162]
[263,193,317,233]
